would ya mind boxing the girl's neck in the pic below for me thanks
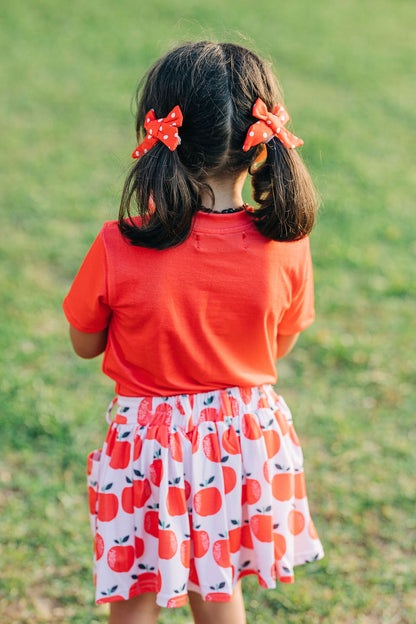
[200,170,248,212]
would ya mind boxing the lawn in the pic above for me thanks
[1,0,415,622]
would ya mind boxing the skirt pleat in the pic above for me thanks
[87,385,324,607]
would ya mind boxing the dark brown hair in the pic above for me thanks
[119,41,317,249]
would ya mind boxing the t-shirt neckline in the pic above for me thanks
[193,208,255,233]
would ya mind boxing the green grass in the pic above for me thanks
[1,0,415,622]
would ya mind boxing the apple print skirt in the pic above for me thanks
[87,385,324,607]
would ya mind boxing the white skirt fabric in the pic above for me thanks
[87,385,324,607]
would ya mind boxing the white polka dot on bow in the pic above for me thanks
[249,131,254,136]
[171,112,176,118]
[263,132,268,138]
[163,135,168,140]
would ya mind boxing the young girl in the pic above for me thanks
[63,41,324,624]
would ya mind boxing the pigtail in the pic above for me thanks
[250,137,317,241]
[119,145,209,250]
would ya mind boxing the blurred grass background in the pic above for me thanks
[1,0,415,622]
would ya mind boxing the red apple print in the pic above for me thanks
[167,484,187,516]
[202,430,221,462]
[97,589,125,604]
[288,509,305,535]
[213,538,231,567]
[257,395,269,409]
[222,426,241,454]
[263,460,271,483]
[107,537,135,572]
[200,407,219,421]
[241,523,254,549]
[226,394,240,417]
[205,592,231,602]
[271,473,294,501]
[175,396,185,415]
[146,425,169,448]
[239,387,253,405]
[184,479,191,500]
[205,591,231,602]
[250,508,273,542]
[274,408,289,435]
[192,525,210,557]
[133,473,152,508]
[121,477,134,513]
[88,486,98,515]
[242,413,262,440]
[245,478,262,504]
[167,595,188,607]
[222,465,237,494]
[87,450,100,476]
[289,424,301,446]
[95,533,104,560]
[189,558,199,584]
[193,477,222,516]
[158,522,178,559]
[308,518,318,540]
[170,430,183,462]
[104,426,117,457]
[294,472,307,499]
[97,484,119,522]
[241,484,247,505]
[149,451,163,486]
[129,566,161,598]
[144,507,159,537]
[257,571,268,588]
[154,401,173,425]
[191,429,201,454]
[263,429,281,458]
[229,523,241,553]
[133,433,143,461]
[109,431,131,469]
[137,397,153,424]
[135,536,145,558]
[273,533,286,559]
[180,538,191,568]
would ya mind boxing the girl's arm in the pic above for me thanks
[276,333,299,359]
[69,325,108,359]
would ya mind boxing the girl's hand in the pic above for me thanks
[276,333,299,359]
[68,325,108,359]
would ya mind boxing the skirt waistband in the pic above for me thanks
[106,385,280,429]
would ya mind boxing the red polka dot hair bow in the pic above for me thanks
[242,98,303,152]
[132,105,183,158]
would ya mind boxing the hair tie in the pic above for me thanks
[132,105,183,158]
[243,98,303,152]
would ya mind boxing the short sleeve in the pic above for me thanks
[278,237,315,335]
[63,231,112,333]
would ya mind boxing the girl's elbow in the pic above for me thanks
[69,325,108,359]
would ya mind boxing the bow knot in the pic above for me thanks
[242,98,303,151]
[132,105,183,158]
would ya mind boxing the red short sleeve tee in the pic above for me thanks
[63,211,314,396]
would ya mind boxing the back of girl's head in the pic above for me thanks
[119,41,317,249]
